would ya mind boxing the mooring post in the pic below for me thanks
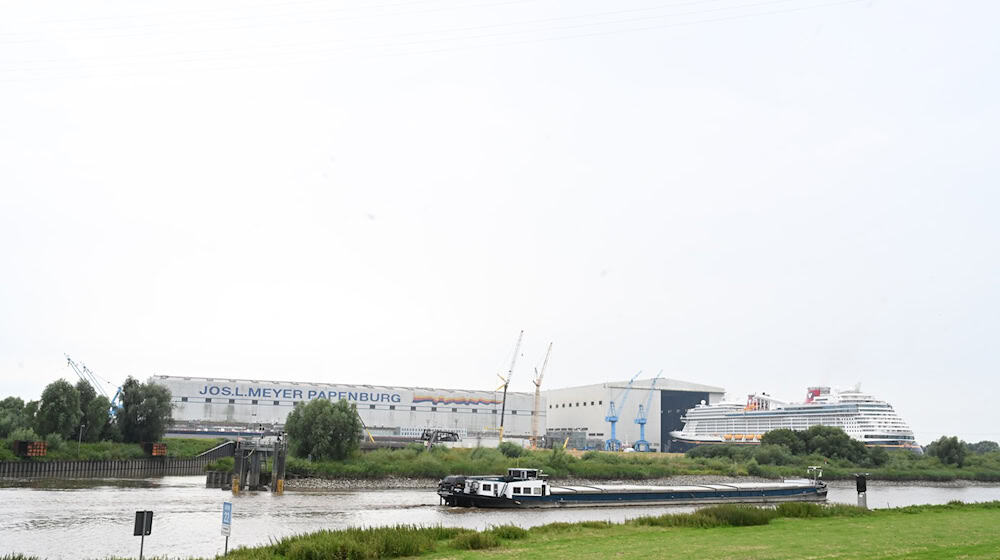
[855,472,869,509]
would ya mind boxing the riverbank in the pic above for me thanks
[0,437,224,462]
[193,501,1000,560]
[285,474,1000,490]
[273,445,1000,484]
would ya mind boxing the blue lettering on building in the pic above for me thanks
[194,385,404,404]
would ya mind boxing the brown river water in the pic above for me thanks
[2,476,999,559]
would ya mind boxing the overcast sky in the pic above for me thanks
[1,0,997,445]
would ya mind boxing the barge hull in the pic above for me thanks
[441,487,827,508]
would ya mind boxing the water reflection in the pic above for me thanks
[2,477,999,560]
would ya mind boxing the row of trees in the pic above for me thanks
[0,377,173,445]
[689,427,999,469]
[924,436,999,467]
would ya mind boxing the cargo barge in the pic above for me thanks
[437,467,827,508]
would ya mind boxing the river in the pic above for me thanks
[3,477,1000,559]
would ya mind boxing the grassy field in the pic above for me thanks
[212,501,1000,560]
[0,437,225,462]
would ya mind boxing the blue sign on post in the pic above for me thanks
[221,502,232,536]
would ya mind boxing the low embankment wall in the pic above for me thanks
[0,457,217,478]
[0,441,237,479]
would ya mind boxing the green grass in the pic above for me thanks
[0,438,226,462]
[420,501,1000,560]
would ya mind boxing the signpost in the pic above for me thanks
[133,510,153,560]
[221,501,232,555]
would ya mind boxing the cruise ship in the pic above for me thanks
[668,386,919,452]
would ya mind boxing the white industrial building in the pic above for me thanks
[152,375,539,441]
[543,378,725,451]
[152,373,726,451]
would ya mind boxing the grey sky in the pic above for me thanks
[1,0,997,445]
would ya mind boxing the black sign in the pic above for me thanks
[133,511,153,536]
[854,473,868,493]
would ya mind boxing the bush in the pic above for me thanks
[926,436,968,467]
[497,441,527,458]
[753,444,795,465]
[273,524,451,560]
[205,457,235,472]
[8,427,41,443]
[698,504,779,526]
[44,433,66,452]
[488,524,529,539]
[578,521,613,529]
[451,531,500,550]
[686,445,755,462]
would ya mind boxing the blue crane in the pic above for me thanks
[633,370,663,452]
[604,371,642,451]
[66,354,121,418]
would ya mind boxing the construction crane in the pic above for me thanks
[604,370,641,452]
[495,330,523,444]
[633,370,663,452]
[65,354,122,417]
[531,342,553,449]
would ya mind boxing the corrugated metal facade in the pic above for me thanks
[152,375,540,438]
[543,378,725,451]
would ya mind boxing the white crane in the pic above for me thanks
[531,342,553,449]
[495,330,523,443]
[65,354,121,417]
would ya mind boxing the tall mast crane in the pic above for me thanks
[65,354,122,417]
[495,330,523,444]
[531,342,553,449]
[604,370,641,452]
[633,370,663,452]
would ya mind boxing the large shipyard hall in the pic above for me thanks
[154,372,725,452]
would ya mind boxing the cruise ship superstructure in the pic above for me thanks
[668,386,918,452]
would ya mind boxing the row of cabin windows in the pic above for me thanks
[549,401,602,409]
[186,397,523,414]
[512,487,543,495]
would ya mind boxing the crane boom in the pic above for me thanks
[531,342,553,448]
[604,370,641,451]
[633,370,663,452]
[65,354,121,417]
[497,330,523,443]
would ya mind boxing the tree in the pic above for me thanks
[81,396,112,443]
[0,397,27,438]
[967,441,1000,454]
[23,400,40,427]
[36,379,81,439]
[117,377,173,443]
[285,398,361,460]
[800,425,869,463]
[760,429,805,454]
[926,436,968,467]
[74,380,97,441]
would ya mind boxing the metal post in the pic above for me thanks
[77,424,86,459]
[224,535,229,555]
[139,533,144,560]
